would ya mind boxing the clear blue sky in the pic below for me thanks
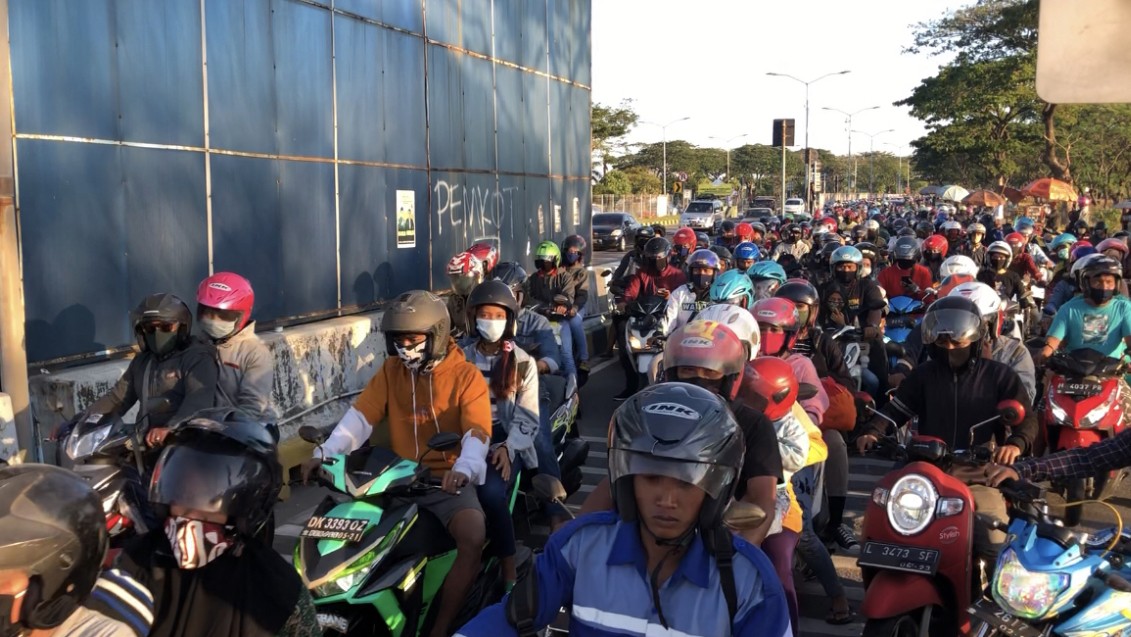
[592,0,960,157]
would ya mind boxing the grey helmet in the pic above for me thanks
[381,290,452,364]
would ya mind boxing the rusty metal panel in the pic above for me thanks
[495,64,525,173]
[272,0,334,158]
[336,0,422,33]
[381,30,428,167]
[426,0,493,56]
[519,0,547,71]
[550,79,569,175]
[460,54,497,173]
[522,69,550,175]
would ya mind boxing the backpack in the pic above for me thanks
[819,376,857,432]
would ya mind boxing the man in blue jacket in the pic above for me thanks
[455,383,792,637]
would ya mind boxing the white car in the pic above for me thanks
[680,200,724,233]
[783,198,806,217]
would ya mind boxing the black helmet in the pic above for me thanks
[920,295,984,347]
[380,290,452,364]
[643,237,671,273]
[0,464,107,630]
[634,226,657,251]
[561,234,587,267]
[914,220,934,239]
[130,293,193,358]
[490,261,528,305]
[466,280,519,340]
[720,220,737,235]
[1081,255,1123,283]
[608,383,744,533]
[150,409,282,536]
[776,280,819,310]
[651,224,667,237]
[709,245,733,270]
[694,231,710,249]
[892,236,922,263]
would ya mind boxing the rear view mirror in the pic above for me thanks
[997,400,1025,427]
[797,383,819,401]
[600,269,613,278]
[298,425,326,446]
[532,474,568,504]
[146,397,173,414]
[427,432,461,452]
[722,501,766,532]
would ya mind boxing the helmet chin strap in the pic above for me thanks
[638,517,697,629]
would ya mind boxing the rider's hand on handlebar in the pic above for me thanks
[553,304,570,316]
[655,288,670,299]
[984,464,1020,487]
[992,444,1022,465]
[145,427,171,448]
[441,470,471,495]
[856,433,879,454]
[536,359,551,374]
[300,457,322,484]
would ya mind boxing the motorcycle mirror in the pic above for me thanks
[996,400,1025,427]
[427,431,462,452]
[146,397,173,414]
[723,500,766,532]
[797,383,819,400]
[600,269,613,278]
[532,474,568,504]
[854,391,875,407]
[298,425,326,446]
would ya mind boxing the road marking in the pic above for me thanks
[276,524,305,538]
[586,356,619,376]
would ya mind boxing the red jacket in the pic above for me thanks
[624,266,688,304]
[878,264,934,300]
[1009,252,1042,282]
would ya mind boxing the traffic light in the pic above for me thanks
[772,119,795,148]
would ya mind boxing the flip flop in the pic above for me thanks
[826,608,856,625]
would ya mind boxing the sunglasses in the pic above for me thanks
[139,321,179,334]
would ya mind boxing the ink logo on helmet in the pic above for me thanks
[641,402,701,421]
[208,282,233,292]
[679,336,712,348]
[756,309,777,319]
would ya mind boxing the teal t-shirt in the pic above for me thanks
[1048,295,1131,357]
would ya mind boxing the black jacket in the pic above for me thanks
[799,330,854,389]
[88,342,219,429]
[863,354,1037,454]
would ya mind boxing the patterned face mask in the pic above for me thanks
[165,516,235,569]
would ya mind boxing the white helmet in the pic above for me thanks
[949,281,1003,337]
[942,220,963,232]
[695,303,760,360]
[939,255,978,279]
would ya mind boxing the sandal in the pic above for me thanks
[826,607,856,625]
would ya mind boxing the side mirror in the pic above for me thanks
[298,425,326,446]
[427,431,462,452]
[146,397,173,414]
[722,501,766,532]
[797,383,819,401]
[997,400,1025,427]
[600,269,613,278]
[532,474,568,504]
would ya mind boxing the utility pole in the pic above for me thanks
[823,105,879,196]
[767,70,850,212]
[851,128,894,197]
[641,117,691,195]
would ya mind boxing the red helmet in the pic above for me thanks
[673,227,697,248]
[739,357,799,421]
[662,320,746,401]
[1004,232,1027,254]
[466,242,499,275]
[922,234,949,258]
[750,297,800,356]
[818,216,838,234]
[447,251,485,296]
[196,272,255,331]
[735,222,755,242]
[1097,238,1129,258]
[938,273,976,298]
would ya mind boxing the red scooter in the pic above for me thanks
[858,401,1024,637]
[1042,349,1129,526]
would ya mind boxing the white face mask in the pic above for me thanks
[200,317,238,340]
[476,318,507,342]
[394,340,428,370]
[860,265,873,278]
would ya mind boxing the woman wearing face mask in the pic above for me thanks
[920,234,949,283]
[196,272,275,422]
[460,280,540,588]
[117,410,321,637]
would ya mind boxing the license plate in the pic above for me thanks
[857,541,940,575]
[1060,381,1102,397]
[300,515,368,542]
[316,613,350,633]
[967,598,1043,637]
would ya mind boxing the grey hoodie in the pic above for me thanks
[209,322,276,421]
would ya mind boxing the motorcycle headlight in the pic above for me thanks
[311,522,401,598]
[1081,389,1119,429]
[1048,397,1068,424]
[992,549,1070,620]
[628,334,643,349]
[886,474,937,536]
[65,424,111,460]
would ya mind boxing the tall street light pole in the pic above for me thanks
[708,133,748,181]
[767,70,851,211]
[884,142,910,195]
[822,105,879,196]
[851,129,895,196]
[641,117,691,195]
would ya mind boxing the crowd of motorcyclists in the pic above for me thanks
[9,194,1131,636]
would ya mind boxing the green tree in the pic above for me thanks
[622,166,662,194]
[591,100,639,177]
[593,169,632,195]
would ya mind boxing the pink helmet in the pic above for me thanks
[196,272,255,331]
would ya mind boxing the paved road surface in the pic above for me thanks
[272,238,1131,635]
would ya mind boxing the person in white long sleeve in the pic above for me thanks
[658,249,720,336]
[299,290,491,637]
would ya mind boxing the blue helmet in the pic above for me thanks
[709,270,755,309]
[733,241,760,262]
[747,260,787,283]
[1050,232,1077,250]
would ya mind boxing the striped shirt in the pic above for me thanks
[469,348,500,426]
[83,568,154,637]
[1017,425,1131,483]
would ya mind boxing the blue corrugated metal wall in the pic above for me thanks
[9,0,592,362]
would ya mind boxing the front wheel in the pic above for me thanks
[616,236,626,251]
[862,615,920,637]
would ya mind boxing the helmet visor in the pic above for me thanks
[608,448,735,500]
[921,308,983,346]
[449,273,479,296]
[150,444,271,520]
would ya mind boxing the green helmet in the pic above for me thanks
[534,241,561,268]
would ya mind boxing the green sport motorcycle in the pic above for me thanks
[294,427,519,636]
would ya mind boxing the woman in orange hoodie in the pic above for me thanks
[301,290,491,637]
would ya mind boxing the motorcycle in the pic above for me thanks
[295,427,521,636]
[885,295,926,345]
[534,293,587,388]
[1041,349,1130,526]
[830,325,872,392]
[624,295,667,387]
[968,480,1131,636]
[857,400,1025,637]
